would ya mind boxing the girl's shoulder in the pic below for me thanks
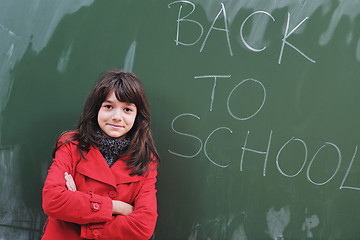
[52,131,80,158]
[57,130,79,146]
[150,152,160,167]
[147,155,159,175]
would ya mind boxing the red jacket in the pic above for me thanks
[42,136,158,240]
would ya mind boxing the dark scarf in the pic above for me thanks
[95,131,131,167]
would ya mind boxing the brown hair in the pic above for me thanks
[55,70,159,176]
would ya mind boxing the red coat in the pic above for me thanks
[42,136,158,240]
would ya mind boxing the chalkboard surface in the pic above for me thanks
[1,0,360,239]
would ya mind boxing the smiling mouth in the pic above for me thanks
[108,124,124,128]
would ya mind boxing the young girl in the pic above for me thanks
[42,70,160,240]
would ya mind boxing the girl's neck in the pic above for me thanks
[95,130,131,167]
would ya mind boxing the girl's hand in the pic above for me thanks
[112,200,134,215]
[64,172,77,192]
[64,172,134,215]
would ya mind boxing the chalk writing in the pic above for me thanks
[278,13,316,64]
[276,137,308,178]
[168,1,317,63]
[240,130,273,177]
[240,11,275,52]
[306,142,341,186]
[168,1,204,46]
[227,78,266,121]
[340,146,360,190]
[168,113,203,158]
[168,69,360,190]
[200,3,233,56]
[169,112,360,190]
[194,75,231,111]
[204,127,232,168]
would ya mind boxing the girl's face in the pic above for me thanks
[97,91,137,138]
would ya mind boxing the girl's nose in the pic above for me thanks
[112,109,122,121]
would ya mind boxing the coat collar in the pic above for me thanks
[76,146,142,188]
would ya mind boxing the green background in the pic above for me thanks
[1,0,360,239]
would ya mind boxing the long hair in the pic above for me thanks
[54,70,160,176]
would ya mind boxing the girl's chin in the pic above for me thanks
[104,131,126,139]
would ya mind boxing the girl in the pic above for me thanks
[42,70,160,240]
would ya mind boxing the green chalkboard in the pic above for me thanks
[1,0,360,239]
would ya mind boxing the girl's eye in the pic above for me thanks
[124,108,132,112]
[104,105,112,109]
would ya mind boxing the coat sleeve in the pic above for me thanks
[80,164,158,240]
[42,141,113,225]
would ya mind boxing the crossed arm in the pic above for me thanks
[64,172,134,216]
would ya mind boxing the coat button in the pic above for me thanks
[108,191,117,199]
[88,187,94,194]
[93,229,100,236]
[91,202,101,211]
